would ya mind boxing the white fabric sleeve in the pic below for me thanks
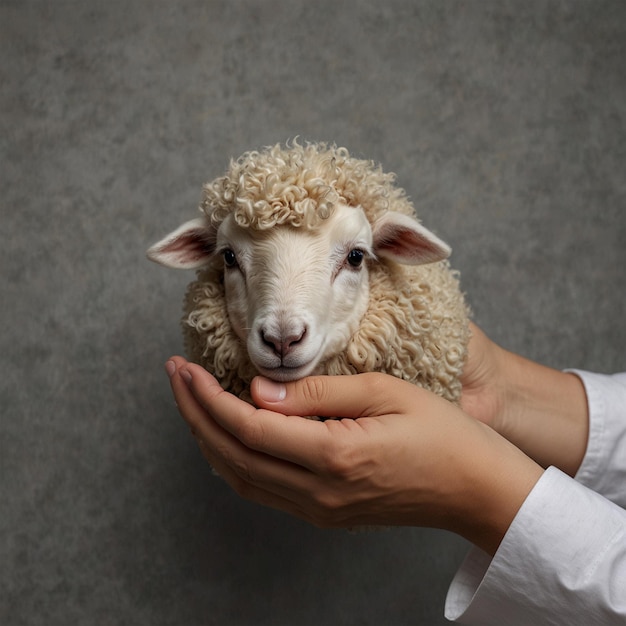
[445,371,626,624]
[445,468,626,624]
[570,370,626,507]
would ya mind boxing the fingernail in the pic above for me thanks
[180,369,192,385]
[165,360,176,378]
[256,377,286,402]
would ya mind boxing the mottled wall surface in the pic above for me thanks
[2,2,625,624]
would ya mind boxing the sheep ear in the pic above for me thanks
[372,212,451,265]
[146,217,216,269]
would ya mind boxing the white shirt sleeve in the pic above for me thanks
[444,370,626,625]
[570,371,626,507]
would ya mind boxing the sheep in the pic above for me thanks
[147,141,470,405]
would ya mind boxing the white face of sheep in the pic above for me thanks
[148,205,451,382]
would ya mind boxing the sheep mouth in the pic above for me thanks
[256,362,317,382]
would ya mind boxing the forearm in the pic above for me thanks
[448,419,544,556]
[495,347,589,477]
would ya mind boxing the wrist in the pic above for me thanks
[451,420,544,555]
[498,350,589,476]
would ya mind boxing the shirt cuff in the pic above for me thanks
[569,370,626,507]
[444,466,626,624]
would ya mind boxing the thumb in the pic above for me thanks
[250,372,399,419]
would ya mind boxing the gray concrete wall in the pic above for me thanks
[2,1,625,624]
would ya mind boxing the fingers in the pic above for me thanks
[168,356,256,432]
[177,361,337,472]
[251,371,416,419]
[166,358,340,489]
[164,361,470,532]
[164,361,455,531]
[192,435,314,523]
[166,356,214,437]
[167,356,260,476]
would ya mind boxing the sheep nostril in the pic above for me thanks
[285,326,306,349]
[260,329,278,353]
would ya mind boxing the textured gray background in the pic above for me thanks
[2,1,625,625]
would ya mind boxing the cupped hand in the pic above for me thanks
[459,323,589,476]
[166,356,542,555]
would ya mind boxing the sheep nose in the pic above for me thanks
[260,326,307,358]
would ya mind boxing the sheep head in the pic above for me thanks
[148,142,465,398]
[148,202,450,382]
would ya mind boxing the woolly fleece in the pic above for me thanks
[183,141,470,403]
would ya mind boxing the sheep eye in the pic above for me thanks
[222,249,237,268]
[347,249,364,268]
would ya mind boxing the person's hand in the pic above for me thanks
[166,356,542,555]
[459,322,507,429]
[460,323,589,477]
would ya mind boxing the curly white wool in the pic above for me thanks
[148,140,470,404]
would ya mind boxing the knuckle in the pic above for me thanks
[314,489,342,513]
[214,442,235,467]
[230,475,255,500]
[237,416,267,451]
[233,457,254,484]
[324,454,352,480]
[308,490,347,528]
[319,438,357,478]
[300,376,331,413]
[215,443,255,484]
[362,371,392,395]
